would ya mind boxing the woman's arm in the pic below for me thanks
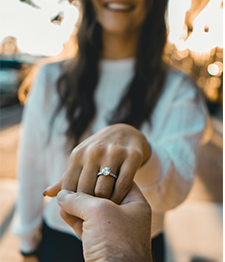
[11,66,48,255]
[135,78,208,212]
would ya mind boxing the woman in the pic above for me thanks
[11,0,207,261]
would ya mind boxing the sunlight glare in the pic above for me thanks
[0,0,79,56]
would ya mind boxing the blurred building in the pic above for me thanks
[0,37,19,56]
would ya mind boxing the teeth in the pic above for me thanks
[106,3,131,11]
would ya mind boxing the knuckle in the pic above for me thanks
[97,199,112,211]
[70,147,83,162]
[128,149,143,164]
[92,199,112,216]
[108,146,125,159]
[87,145,104,160]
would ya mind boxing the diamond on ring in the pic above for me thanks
[97,167,117,179]
[102,167,111,176]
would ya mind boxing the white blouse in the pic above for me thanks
[11,58,208,253]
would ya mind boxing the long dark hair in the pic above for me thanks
[56,0,168,147]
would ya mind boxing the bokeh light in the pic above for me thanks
[166,0,223,105]
[208,63,220,76]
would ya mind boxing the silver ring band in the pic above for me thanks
[97,167,117,179]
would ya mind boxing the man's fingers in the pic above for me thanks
[57,190,99,221]
[120,182,147,205]
[59,209,83,239]
[43,177,63,197]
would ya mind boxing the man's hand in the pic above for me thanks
[57,182,152,262]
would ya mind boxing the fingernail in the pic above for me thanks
[57,190,74,202]
[43,186,51,196]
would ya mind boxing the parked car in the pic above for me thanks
[0,57,33,107]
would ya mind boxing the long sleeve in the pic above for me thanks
[11,66,48,253]
[135,74,208,213]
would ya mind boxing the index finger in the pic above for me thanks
[43,163,82,197]
[43,176,63,197]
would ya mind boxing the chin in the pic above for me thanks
[102,22,136,36]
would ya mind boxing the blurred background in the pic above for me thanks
[0,0,223,261]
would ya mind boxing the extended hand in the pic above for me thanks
[44,124,150,204]
[57,182,152,262]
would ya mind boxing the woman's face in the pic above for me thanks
[91,0,148,36]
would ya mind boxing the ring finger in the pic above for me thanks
[95,160,122,199]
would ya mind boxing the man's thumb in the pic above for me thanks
[57,190,94,221]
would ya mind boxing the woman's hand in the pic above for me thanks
[44,124,151,204]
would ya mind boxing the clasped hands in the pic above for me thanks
[44,124,152,261]
[44,123,150,202]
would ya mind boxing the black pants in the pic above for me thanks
[36,222,165,262]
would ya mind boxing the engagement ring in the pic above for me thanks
[97,167,117,179]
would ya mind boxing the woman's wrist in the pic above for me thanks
[141,139,151,166]
[136,128,151,166]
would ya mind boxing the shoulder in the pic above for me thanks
[39,59,71,83]
[153,65,208,123]
[26,59,72,113]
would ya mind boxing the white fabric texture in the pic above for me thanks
[11,58,207,253]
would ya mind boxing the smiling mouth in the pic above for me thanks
[104,2,135,12]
